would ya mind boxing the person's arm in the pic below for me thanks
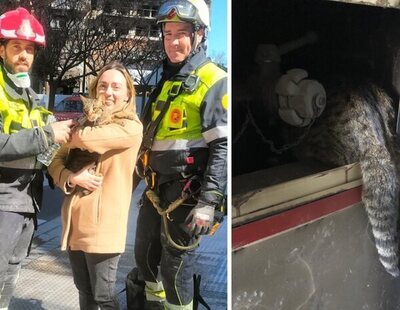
[0,118,75,162]
[0,125,52,161]
[199,76,228,204]
[185,75,228,235]
[47,145,73,194]
[48,145,103,194]
[66,118,143,154]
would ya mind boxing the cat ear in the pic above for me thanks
[80,95,90,105]
[95,93,105,102]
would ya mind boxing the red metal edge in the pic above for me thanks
[232,186,362,251]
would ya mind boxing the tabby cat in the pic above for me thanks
[297,81,400,277]
[65,95,136,195]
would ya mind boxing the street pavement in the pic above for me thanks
[9,181,227,309]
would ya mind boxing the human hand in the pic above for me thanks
[68,163,103,192]
[184,201,215,236]
[50,119,76,144]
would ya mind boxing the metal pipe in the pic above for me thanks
[278,31,318,56]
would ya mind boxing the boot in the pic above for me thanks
[126,268,145,310]
[144,300,165,310]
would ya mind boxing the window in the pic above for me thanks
[137,5,159,18]
[135,26,148,36]
[50,19,61,29]
[91,0,98,10]
[150,25,160,38]
[51,0,69,9]
[128,29,136,37]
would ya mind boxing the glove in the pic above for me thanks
[184,201,215,236]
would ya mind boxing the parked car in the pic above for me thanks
[53,95,83,121]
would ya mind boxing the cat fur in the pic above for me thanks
[297,82,400,277]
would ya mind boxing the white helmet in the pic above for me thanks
[157,0,210,30]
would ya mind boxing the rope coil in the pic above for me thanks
[146,189,201,251]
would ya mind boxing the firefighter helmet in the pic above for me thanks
[157,0,210,30]
[0,7,45,47]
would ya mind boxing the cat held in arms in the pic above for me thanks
[297,81,400,277]
[65,95,136,195]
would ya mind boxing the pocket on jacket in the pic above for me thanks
[95,189,102,224]
[74,189,102,226]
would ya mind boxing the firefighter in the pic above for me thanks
[0,8,74,308]
[133,0,227,309]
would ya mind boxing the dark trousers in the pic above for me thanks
[134,191,197,307]
[0,211,35,307]
[68,250,120,310]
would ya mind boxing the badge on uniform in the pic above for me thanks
[168,106,184,128]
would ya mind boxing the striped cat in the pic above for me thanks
[297,81,400,277]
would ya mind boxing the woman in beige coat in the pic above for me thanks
[48,61,142,309]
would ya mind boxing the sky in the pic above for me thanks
[207,0,228,65]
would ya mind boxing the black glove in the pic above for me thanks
[184,201,215,236]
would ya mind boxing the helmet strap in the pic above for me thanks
[190,28,205,55]
[191,32,198,53]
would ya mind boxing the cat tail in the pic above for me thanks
[357,86,400,277]
[359,147,400,277]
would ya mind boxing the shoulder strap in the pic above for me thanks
[27,88,42,109]
[142,80,183,150]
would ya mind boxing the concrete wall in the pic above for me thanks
[233,203,400,309]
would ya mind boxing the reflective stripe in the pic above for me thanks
[145,281,166,302]
[152,138,208,151]
[145,290,166,302]
[164,300,193,310]
[202,125,227,143]
[145,280,165,292]
[0,157,37,169]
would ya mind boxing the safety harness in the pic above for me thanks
[137,79,181,189]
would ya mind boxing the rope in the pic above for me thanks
[233,102,315,154]
[146,190,201,251]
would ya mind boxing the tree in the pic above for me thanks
[209,50,227,71]
[0,0,164,110]
[0,0,36,10]
[84,18,164,89]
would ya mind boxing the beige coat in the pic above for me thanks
[48,117,142,253]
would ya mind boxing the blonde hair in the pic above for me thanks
[89,61,136,114]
